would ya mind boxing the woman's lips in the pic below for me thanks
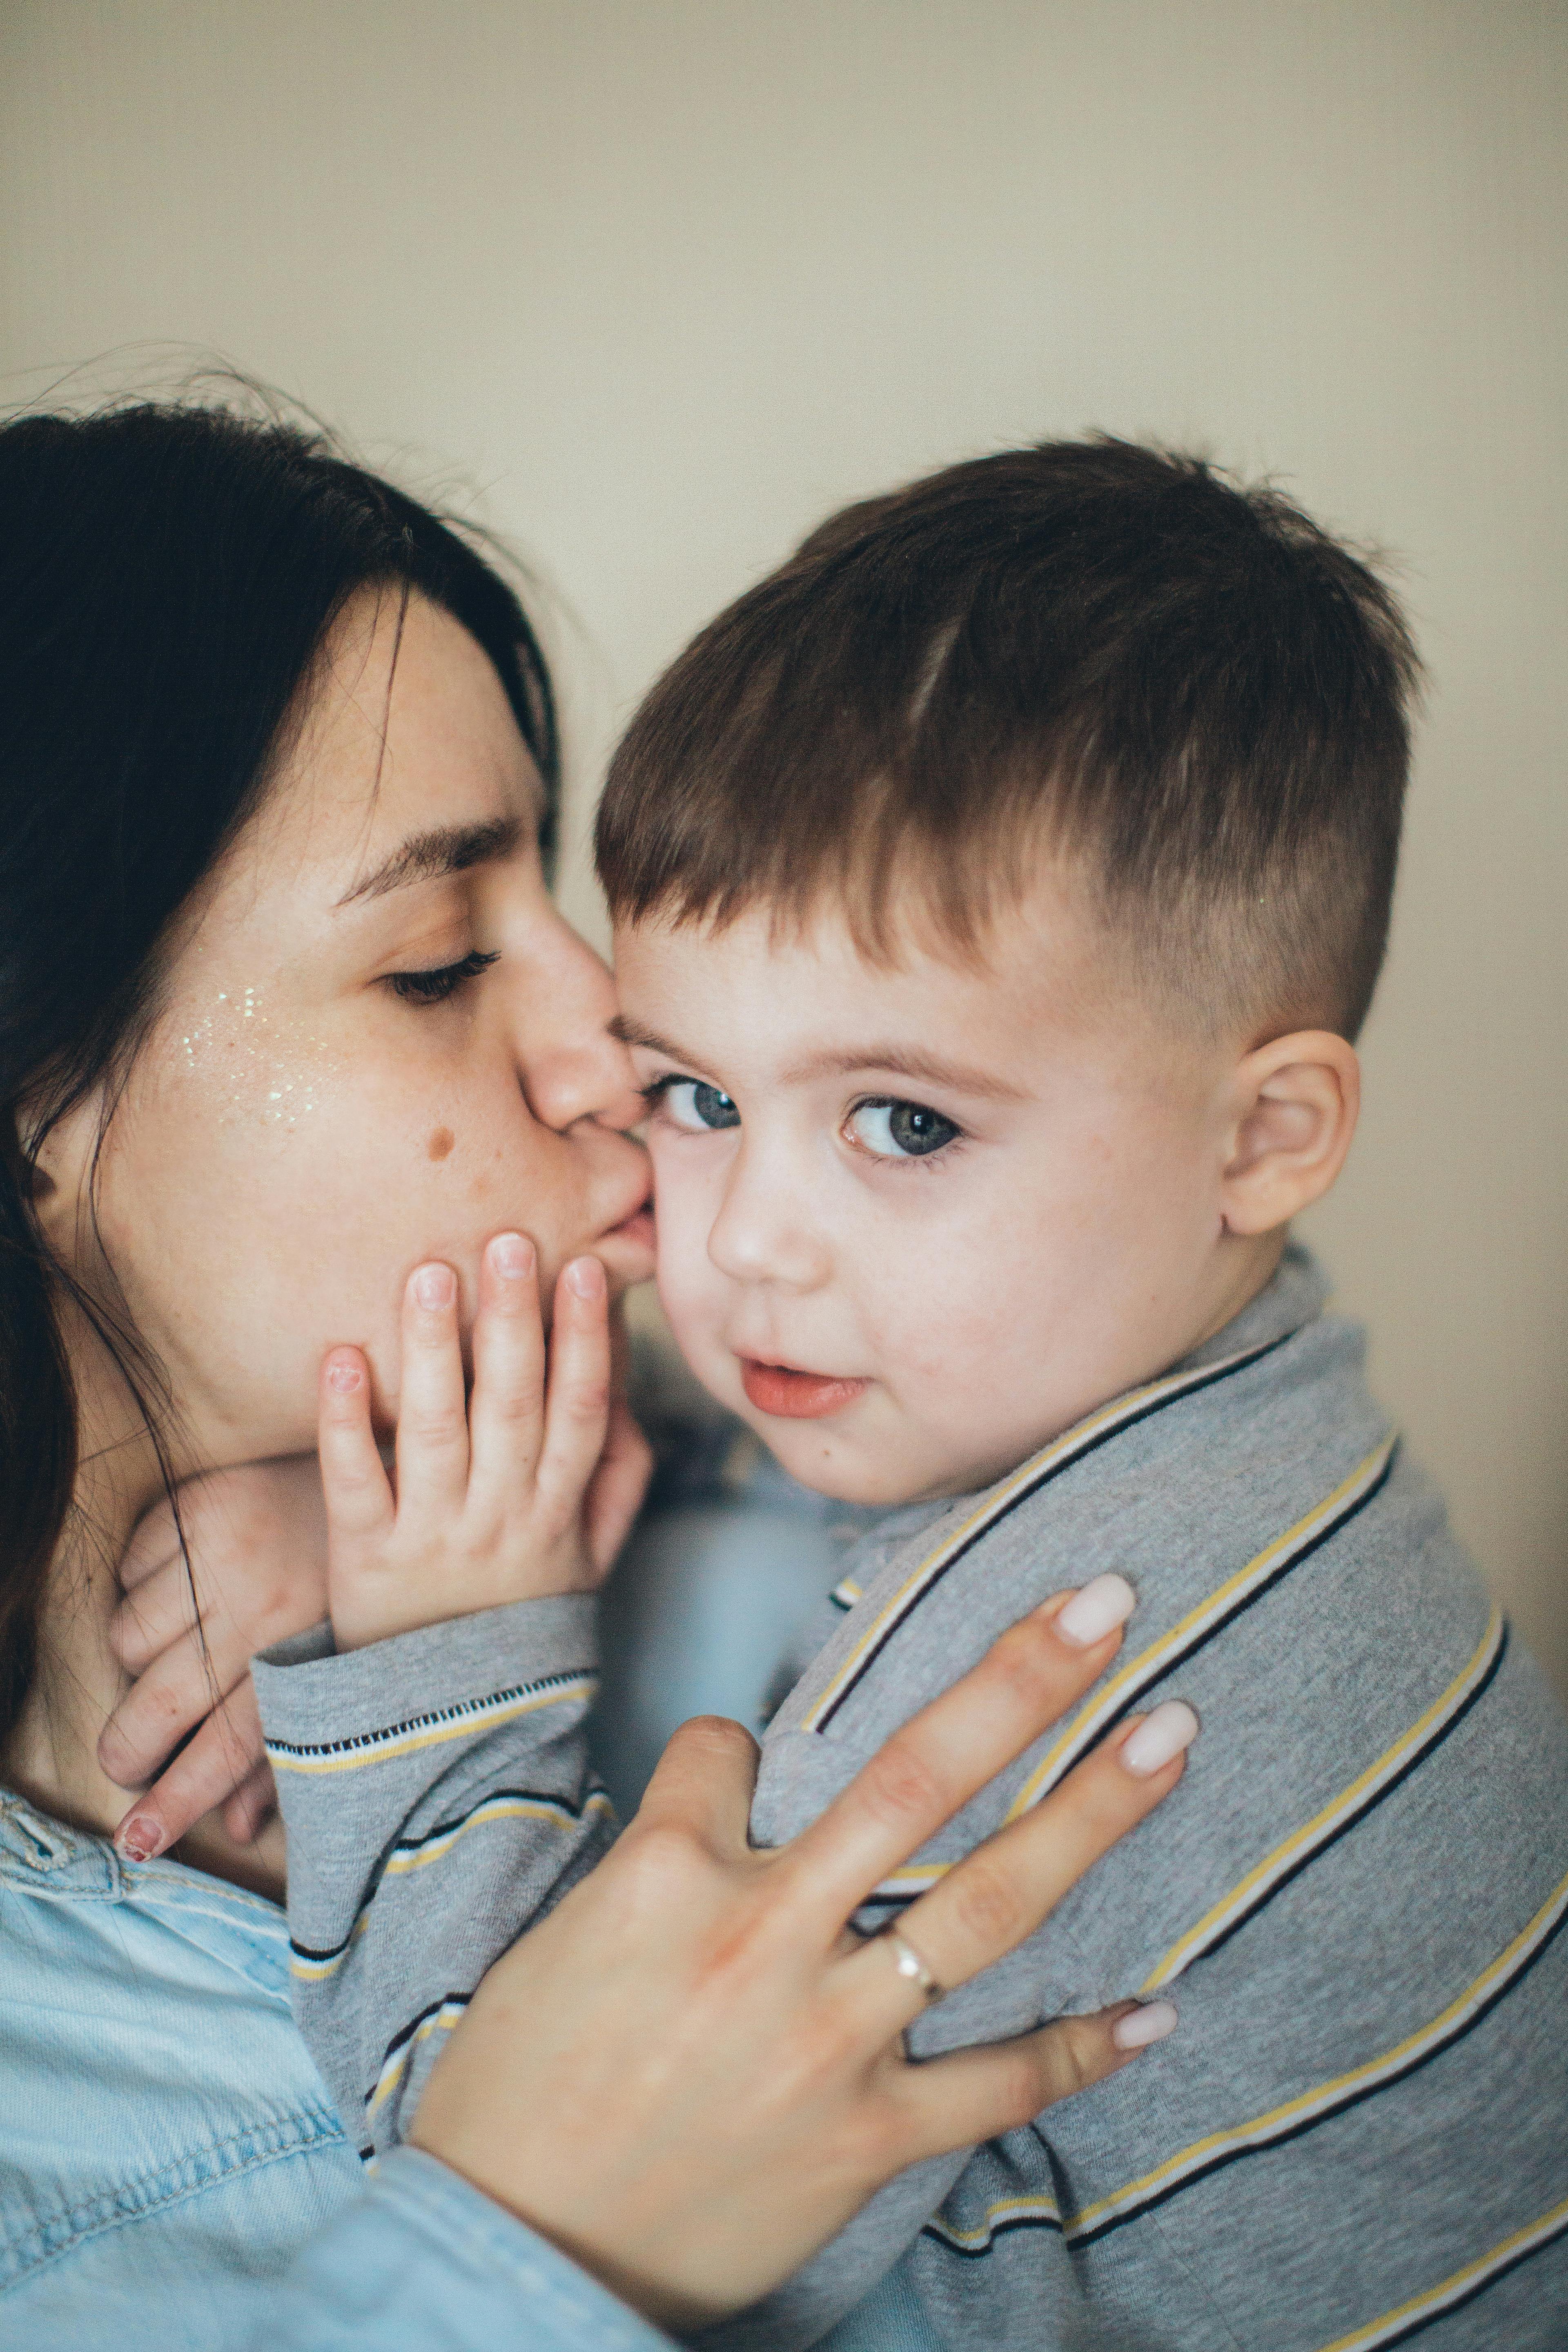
[606,1205,655,1253]
[739,1359,871,1420]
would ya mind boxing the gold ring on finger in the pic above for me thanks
[882,1926,946,2007]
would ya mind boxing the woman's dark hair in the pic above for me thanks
[0,398,558,1742]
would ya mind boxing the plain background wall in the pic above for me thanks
[2,0,1563,1692]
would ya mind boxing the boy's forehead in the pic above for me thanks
[610,879,1140,1083]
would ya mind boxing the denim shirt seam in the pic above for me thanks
[0,2102,347,2292]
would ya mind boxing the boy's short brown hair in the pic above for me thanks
[597,439,1421,1040]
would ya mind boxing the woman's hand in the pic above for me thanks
[318,1234,651,1650]
[99,1453,330,1857]
[411,1583,1195,2332]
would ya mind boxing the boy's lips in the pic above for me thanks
[739,1358,871,1420]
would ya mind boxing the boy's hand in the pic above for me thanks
[100,1454,331,1858]
[321,1232,652,1652]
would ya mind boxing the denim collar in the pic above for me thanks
[0,1786,292,2000]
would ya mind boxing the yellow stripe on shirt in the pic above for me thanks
[1003,1436,1398,1824]
[1140,1606,1507,1992]
[1312,2193,1568,2351]
[802,1342,1286,1732]
[265,1673,597,1775]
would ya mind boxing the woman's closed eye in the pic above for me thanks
[385,947,500,1006]
[645,1075,742,1132]
[844,1097,961,1161]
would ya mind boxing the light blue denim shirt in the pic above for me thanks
[0,1413,936,2352]
[0,1787,674,2351]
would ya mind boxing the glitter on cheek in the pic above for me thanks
[178,987,346,1136]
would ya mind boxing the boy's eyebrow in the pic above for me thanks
[779,1044,1029,1100]
[336,815,523,908]
[609,1016,1026,1101]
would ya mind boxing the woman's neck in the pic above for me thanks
[2,1312,285,1901]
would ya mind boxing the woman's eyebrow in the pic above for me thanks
[336,816,523,908]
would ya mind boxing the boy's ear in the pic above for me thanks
[1219,1031,1360,1237]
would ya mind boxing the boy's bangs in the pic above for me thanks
[598,440,1419,1036]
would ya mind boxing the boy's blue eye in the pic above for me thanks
[847,1098,960,1159]
[657,1078,741,1132]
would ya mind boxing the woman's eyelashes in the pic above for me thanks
[645,1074,741,1131]
[385,947,500,1006]
[844,1098,962,1162]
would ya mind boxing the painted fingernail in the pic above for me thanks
[491,1232,535,1280]
[564,1255,605,1301]
[1121,1700,1200,1776]
[414,1263,457,1310]
[326,1356,363,1394]
[116,1814,164,1864]
[1056,1573,1136,1647]
[1112,2000,1178,2051]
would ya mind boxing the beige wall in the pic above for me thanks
[3,0,1564,1690]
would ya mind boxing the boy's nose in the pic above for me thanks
[706,1151,833,1292]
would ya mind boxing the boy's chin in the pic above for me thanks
[748,1418,956,1510]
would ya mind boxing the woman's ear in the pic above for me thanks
[1219,1031,1361,1237]
[18,1096,98,1260]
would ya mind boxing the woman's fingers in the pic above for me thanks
[111,1677,268,1862]
[118,1491,183,1596]
[109,1551,201,1676]
[774,1580,1138,1933]
[221,1757,278,1846]
[466,1232,547,1508]
[891,2001,1179,2166]
[844,1698,1197,2027]
[318,1345,394,1549]
[97,1618,248,1787]
[393,1260,471,1521]
[633,1713,764,1854]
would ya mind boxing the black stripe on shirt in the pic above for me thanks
[815,1331,1297,1730]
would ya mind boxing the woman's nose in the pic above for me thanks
[705,1141,832,1292]
[513,916,644,1134]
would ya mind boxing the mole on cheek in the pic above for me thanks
[427,1127,455,1163]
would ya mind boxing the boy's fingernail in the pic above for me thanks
[1112,2000,1178,2051]
[565,1256,605,1301]
[116,1814,163,1864]
[1121,1700,1200,1776]
[326,1356,362,1394]
[491,1232,535,1280]
[1056,1573,1136,1646]
[414,1263,457,1310]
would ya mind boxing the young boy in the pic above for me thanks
[254,441,1568,2350]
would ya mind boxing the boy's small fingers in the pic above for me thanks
[318,1348,394,1539]
[584,1396,654,1578]
[112,1679,269,1863]
[394,1262,471,1518]
[467,1232,547,1503]
[536,1257,612,1515]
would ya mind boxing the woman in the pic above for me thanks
[0,400,1182,2349]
